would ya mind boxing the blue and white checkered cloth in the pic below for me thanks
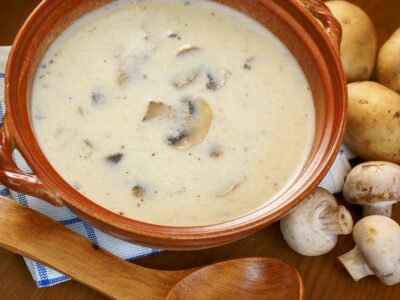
[0,46,353,288]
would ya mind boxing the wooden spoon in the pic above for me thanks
[0,196,304,299]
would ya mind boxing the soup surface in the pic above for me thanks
[31,0,315,226]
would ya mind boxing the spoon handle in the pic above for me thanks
[0,196,188,299]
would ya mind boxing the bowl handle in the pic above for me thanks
[300,0,342,53]
[0,117,64,206]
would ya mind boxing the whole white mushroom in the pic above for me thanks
[280,188,353,256]
[338,215,400,285]
[343,161,400,217]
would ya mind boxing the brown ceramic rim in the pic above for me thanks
[0,0,346,249]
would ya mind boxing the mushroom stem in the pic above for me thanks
[318,205,353,235]
[362,201,395,217]
[338,246,374,281]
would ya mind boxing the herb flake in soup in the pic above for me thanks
[31,0,315,226]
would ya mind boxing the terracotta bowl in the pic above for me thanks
[0,0,346,250]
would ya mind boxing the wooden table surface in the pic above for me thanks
[1,0,399,299]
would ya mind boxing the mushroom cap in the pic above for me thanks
[353,215,400,285]
[280,188,339,256]
[343,161,400,205]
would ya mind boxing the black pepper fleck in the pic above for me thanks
[206,73,218,90]
[186,99,196,114]
[106,153,123,164]
[243,64,252,70]
[91,90,106,105]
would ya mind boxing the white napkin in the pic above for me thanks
[319,145,353,193]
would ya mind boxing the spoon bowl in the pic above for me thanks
[167,257,304,300]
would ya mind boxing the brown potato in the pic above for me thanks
[345,82,400,163]
[326,1,377,82]
[377,28,400,94]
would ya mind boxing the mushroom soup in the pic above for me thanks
[31,0,315,226]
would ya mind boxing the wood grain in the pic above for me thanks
[0,0,399,299]
[0,199,303,300]
[0,197,191,300]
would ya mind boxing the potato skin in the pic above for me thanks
[345,82,400,163]
[377,28,400,94]
[326,1,377,82]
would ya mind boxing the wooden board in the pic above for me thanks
[0,0,399,299]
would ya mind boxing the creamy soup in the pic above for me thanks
[31,0,315,226]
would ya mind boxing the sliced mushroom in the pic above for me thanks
[215,182,241,197]
[167,98,212,149]
[142,101,171,121]
[143,98,212,149]
[177,45,200,57]
[171,69,199,89]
